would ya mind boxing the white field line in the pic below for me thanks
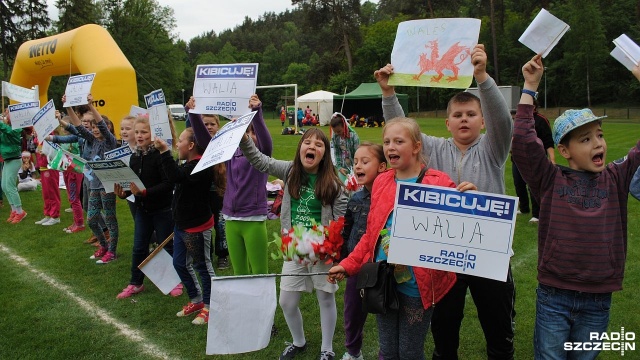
[0,244,177,360]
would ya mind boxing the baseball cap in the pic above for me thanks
[552,109,607,145]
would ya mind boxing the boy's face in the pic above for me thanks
[558,122,606,173]
[446,100,485,149]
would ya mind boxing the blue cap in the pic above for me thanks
[552,109,606,145]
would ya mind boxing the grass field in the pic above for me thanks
[1,115,639,359]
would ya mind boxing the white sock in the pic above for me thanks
[279,290,305,347]
[317,290,337,352]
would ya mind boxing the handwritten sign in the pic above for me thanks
[518,8,569,58]
[86,159,145,194]
[32,100,58,142]
[144,89,173,145]
[387,183,518,282]
[129,105,148,118]
[8,101,40,129]
[63,73,96,107]
[2,82,38,103]
[388,19,480,89]
[611,34,640,71]
[191,110,257,174]
[192,63,258,118]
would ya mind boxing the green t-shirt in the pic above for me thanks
[290,173,322,227]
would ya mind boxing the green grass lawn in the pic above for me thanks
[1,115,639,359]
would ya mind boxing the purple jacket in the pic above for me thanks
[190,105,273,217]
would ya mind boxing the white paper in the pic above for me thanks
[518,8,569,58]
[144,89,173,145]
[8,101,40,129]
[63,73,96,107]
[191,110,257,174]
[129,105,148,118]
[32,100,58,142]
[86,159,146,194]
[2,82,38,103]
[192,63,258,118]
[206,277,276,354]
[611,34,640,70]
[104,145,133,166]
[389,18,480,89]
[387,184,518,282]
[138,249,181,295]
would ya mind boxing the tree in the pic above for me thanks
[56,0,99,32]
[20,0,50,40]
[0,0,24,80]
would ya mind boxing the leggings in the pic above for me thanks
[1,159,21,208]
[225,219,268,275]
[87,188,119,252]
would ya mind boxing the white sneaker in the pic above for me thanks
[42,217,61,226]
[64,208,73,213]
[35,217,51,225]
[341,352,364,360]
[529,217,539,223]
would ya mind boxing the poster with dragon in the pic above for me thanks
[389,18,481,89]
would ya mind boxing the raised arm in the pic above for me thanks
[249,94,273,156]
[62,94,81,126]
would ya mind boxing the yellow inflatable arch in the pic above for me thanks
[10,24,138,133]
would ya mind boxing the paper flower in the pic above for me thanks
[271,218,345,265]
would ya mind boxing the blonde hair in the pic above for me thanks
[383,117,428,166]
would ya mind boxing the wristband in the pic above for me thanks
[522,89,538,100]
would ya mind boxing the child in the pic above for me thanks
[280,106,286,127]
[329,118,476,359]
[114,117,175,299]
[374,44,516,360]
[64,94,119,263]
[239,126,348,360]
[330,112,360,183]
[512,57,640,359]
[34,134,61,226]
[1,110,28,223]
[17,151,38,192]
[155,127,215,325]
[339,142,387,360]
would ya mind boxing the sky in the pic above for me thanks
[46,0,297,41]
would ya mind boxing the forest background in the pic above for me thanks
[1,0,640,114]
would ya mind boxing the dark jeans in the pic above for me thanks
[432,268,516,360]
[512,160,539,218]
[173,227,215,305]
[129,208,174,285]
[209,191,228,258]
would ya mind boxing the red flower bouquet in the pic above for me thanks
[271,217,345,265]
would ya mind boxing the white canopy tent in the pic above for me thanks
[297,90,337,126]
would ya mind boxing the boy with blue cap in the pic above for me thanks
[512,55,640,359]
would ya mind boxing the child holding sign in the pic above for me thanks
[0,110,27,223]
[63,94,119,264]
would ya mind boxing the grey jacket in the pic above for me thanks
[383,76,512,194]
[239,136,348,230]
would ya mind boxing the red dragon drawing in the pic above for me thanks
[413,40,471,83]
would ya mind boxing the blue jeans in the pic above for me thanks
[534,283,612,360]
[130,208,174,285]
[173,227,215,305]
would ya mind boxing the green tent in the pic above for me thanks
[332,83,409,124]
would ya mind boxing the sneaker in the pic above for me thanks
[6,211,16,223]
[280,342,307,360]
[117,284,145,299]
[42,217,60,226]
[529,217,539,223]
[340,352,363,360]
[11,211,27,224]
[96,251,116,264]
[84,235,98,244]
[169,283,184,297]
[320,351,336,360]
[192,308,209,325]
[176,302,204,317]
[90,246,108,259]
[35,217,51,225]
[217,256,230,270]
[65,224,86,234]
[516,210,522,215]
[64,208,73,213]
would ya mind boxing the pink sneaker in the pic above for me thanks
[6,211,16,223]
[169,283,184,297]
[176,301,204,317]
[90,246,107,260]
[11,211,27,224]
[116,284,145,299]
[96,251,116,264]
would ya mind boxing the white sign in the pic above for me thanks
[144,89,172,145]
[518,8,569,58]
[388,18,480,89]
[86,159,146,194]
[191,110,257,174]
[8,101,40,129]
[63,73,96,107]
[104,145,134,166]
[207,277,276,354]
[129,105,148,118]
[2,82,38,103]
[32,100,58,143]
[611,34,640,71]
[138,249,181,295]
[387,183,518,282]
[192,63,258,118]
